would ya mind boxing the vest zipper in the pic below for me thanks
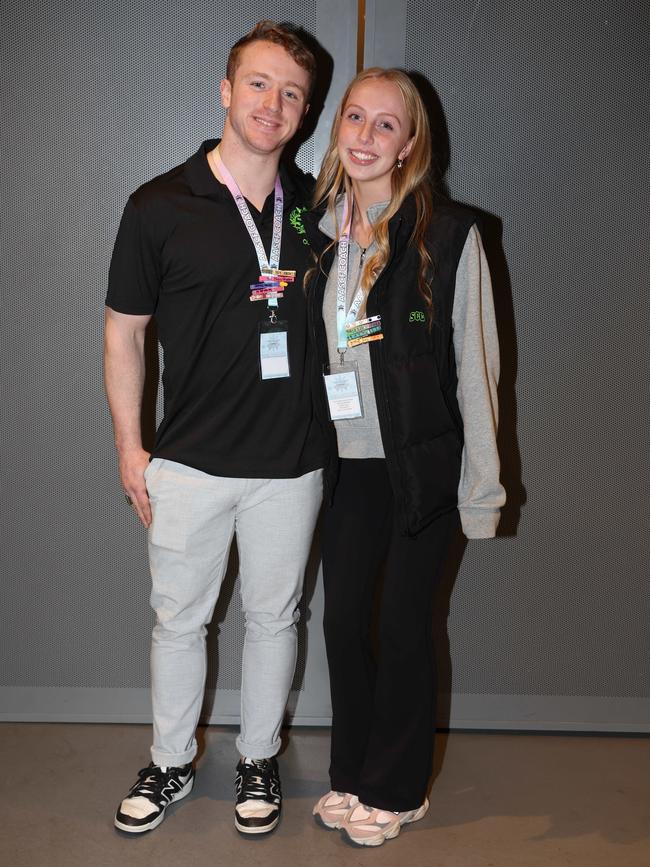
[366,230,412,536]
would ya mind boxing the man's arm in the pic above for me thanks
[104,306,153,528]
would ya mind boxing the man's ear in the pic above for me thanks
[220,78,232,110]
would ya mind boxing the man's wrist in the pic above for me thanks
[116,442,147,458]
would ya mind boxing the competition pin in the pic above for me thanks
[346,320,381,334]
[351,315,381,327]
[260,274,291,286]
[347,333,384,348]
[261,267,296,282]
[346,324,383,340]
[345,314,383,347]
[251,281,281,291]
[250,291,284,301]
[259,277,289,287]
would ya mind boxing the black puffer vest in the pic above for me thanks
[304,195,478,537]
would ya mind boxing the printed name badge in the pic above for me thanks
[323,361,364,420]
[259,320,290,380]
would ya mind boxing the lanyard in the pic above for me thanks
[214,148,283,309]
[336,195,367,356]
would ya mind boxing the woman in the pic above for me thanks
[304,68,506,847]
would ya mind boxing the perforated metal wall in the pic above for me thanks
[0,1,322,697]
[403,1,650,700]
[2,0,648,730]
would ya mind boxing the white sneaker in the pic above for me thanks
[114,762,194,833]
[341,798,429,847]
[234,757,282,835]
[312,790,359,829]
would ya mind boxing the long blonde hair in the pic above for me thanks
[313,68,434,318]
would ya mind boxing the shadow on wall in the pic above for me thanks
[408,72,526,760]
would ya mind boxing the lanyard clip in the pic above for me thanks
[269,309,278,324]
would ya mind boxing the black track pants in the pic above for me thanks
[321,458,458,812]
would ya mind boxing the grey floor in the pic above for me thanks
[2,723,649,867]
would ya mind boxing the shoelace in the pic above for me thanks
[128,764,180,802]
[238,760,280,803]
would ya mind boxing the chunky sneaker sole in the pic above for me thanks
[341,797,429,847]
[114,763,195,834]
[313,791,358,830]
[234,810,281,835]
[235,757,282,836]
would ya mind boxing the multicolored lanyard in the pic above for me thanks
[336,196,367,356]
[336,195,383,358]
[214,148,291,314]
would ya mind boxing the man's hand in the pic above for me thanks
[119,447,152,528]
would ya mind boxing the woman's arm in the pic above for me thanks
[452,224,506,538]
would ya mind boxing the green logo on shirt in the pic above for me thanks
[409,311,426,323]
[289,206,310,245]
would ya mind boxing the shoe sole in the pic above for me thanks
[114,775,194,834]
[313,812,342,830]
[341,799,429,848]
[235,813,280,835]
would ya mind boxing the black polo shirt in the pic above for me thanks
[106,140,324,478]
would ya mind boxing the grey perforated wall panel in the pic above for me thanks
[2,0,648,732]
[389,0,649,719]
[0,1,357,723]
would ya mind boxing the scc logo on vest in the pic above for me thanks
[409,311,426,323]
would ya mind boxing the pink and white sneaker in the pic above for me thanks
[341,797,429,846]
[312,790,359,829]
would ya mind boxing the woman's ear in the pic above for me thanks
[399,137,415,162]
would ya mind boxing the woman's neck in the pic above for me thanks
[349,179,391,248]
[350,206,373,249]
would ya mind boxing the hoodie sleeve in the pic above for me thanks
[452,224,506,538]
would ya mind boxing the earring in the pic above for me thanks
[397,158,404,169]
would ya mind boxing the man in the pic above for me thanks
[105,21,323,836]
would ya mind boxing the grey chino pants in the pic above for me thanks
[144,458,323,768]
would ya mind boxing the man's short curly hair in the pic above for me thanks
[226,20,316,100]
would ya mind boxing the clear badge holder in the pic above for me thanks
[323,359,364,420]
[259,319,290,380]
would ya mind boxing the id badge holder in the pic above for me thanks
[259,319,290,380]
[323,360,364,420]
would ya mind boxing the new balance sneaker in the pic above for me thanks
[114,762,194,833]
[234,757,282,835]
[313,790,359,829]
[341,797,429,847]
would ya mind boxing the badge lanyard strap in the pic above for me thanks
[336,195,366,361]
[214,148,283,318]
